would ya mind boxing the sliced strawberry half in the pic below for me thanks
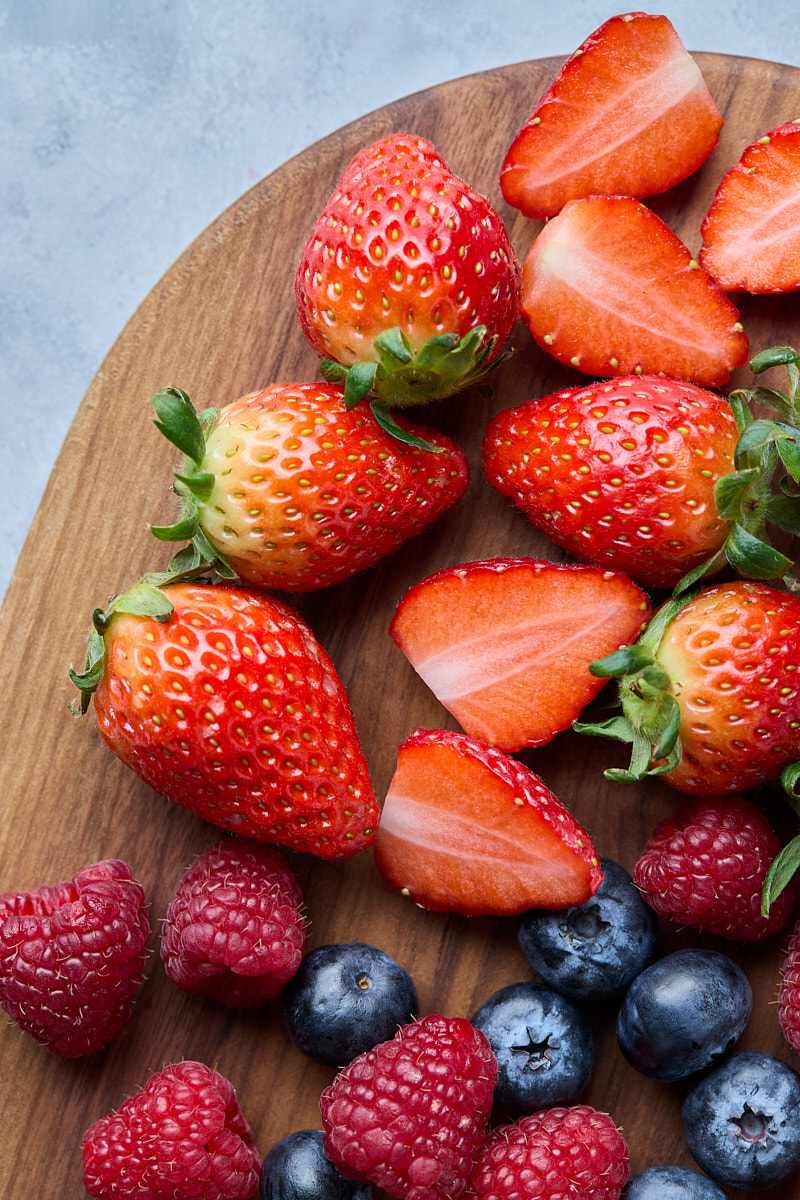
[521,194,749,385]
[502,12,723,219]
[699,122,800,292]
[390,558,650,752]
[373,729,602,916]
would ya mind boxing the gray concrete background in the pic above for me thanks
[3,0,800,601]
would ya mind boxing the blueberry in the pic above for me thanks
[470,980,593,1116]
[616,948,751,1082]
[259,1130,373,1199]
[282,942,418,1067]
[682,1051,800,1190]
[621,1165,728,1199]
[517,858,657,1002]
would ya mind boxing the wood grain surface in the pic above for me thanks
[2,52,800,1200]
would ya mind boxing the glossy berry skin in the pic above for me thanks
[470,981,593,1116]
[259,1130,373,1200]
[616,948,752,1082]
[634,794,795,942]
[482,376,738,589]
[161,838,306,1007]
[682,1051,800,1190]
[517,857,657,1003]
[655,581,800,793]
[464,1105,630,1200]
[320,1013,497,1200]
[282,942,418,1067]
[621,1166,728,1200]
[90,582,378,860]
[778,919,800,1054]
[0,859,148,1057]
[191,384,469,591]
[82,1060,261,1200]
[295,134,520,406]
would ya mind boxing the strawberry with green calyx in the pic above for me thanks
[295,133,520,413]
[148,382,469,592]
[70,579,378,860]
[575,580,800,796]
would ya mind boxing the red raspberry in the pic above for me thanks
[82,1059,261,1200]
[464,1105,630,1200]
[633,795,795,942]
[320,1013,497,1200]
[0,858,149,1057]
[161,837,306,1006]
[779,919,800,1054]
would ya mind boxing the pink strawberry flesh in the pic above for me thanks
[390,558,650,751]
[502,12,723,219]
[373,728,603,916]
[521,194,749,385]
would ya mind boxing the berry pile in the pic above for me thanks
[5,9,800,1200]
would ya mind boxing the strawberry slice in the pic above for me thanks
[390,558,650,751]
[699,122,800,292]
[373,729,602,915]
[521,195,749,385]
[501,13,723,219]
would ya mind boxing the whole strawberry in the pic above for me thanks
[161,838,306,1006]
[464,1104,630,1200]
[150,382,469,591]
[634,795,795,942]
[0,859,148,1057]
[295,133,520,411]
[579,580,800,796]
[778,921,800,1054]
[82,1060,261,1200]
[483,376,740,590]
[70,580,378,860]
[320,1013,497,1200]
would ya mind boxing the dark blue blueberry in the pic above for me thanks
[621,1165,728,1199]
[259,1130,373,1199]
[616,948,751,1082]
[516,857,658,1002]
[282,942,418,1067]
[682,1051,800,1190]
[470,980,593,1116]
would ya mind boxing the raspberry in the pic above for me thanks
[82,1059,261,1200]
[161,837,306,1007]
[779,919,800,1054]
[0,858,149,1057]
[320,1013,497,1200]
[464,1105,630,1200]
[633,795,794,942]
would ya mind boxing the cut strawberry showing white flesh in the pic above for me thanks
[373,728,603,916]
[520,194,749,386]
[390,558,650,752]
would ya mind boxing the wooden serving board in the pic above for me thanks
[2,51,800,1200]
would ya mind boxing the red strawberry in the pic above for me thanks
[389,558,650,751]
[0,859,148,1057]
[778,920,800,1055]
[295,133,520,410]
[70,580,378,860]
[82,1060,261,1200]
[150,383,469,592]
[483,376,750,590]
[520,194,749,386]
[373,728,602,915]
[700,121,800,292]
[464,1105,630,1200]
[160,838,306,1006]
[501,12,722,219]
[320,1013,497,1200]
[579,580,800,795]
[634,795,795,942]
